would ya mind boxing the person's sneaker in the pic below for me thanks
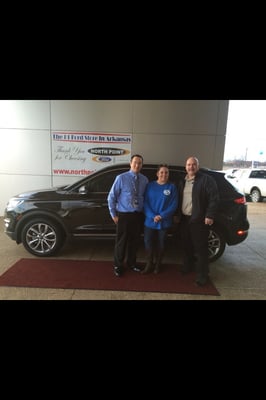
[130,265,143,272]
[113,266,124,277]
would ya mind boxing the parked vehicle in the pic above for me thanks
[223,168,239,179]
[3,164,250,262]
[225,168,266,202]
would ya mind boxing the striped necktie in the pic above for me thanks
[134,174,139,194]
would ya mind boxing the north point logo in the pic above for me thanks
[88,148,130,156]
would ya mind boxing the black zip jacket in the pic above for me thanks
[178,171,219,223]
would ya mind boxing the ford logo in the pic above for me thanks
[92,156,112,162]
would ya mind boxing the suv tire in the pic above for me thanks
[208,227,226,263]
[21,218,64,257]
[250,188,262,203]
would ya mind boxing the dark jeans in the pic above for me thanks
[114,212,144,268]
[180,215,210,278]
[144,226,167,253]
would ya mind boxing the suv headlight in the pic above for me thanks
[6,199,24,211]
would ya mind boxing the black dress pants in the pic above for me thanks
[180,215,210,278]
[114,212,144,268]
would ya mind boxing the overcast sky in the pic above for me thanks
[223,100,266,161]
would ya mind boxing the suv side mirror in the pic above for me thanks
[79,185,88,194]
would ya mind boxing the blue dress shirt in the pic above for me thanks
[107,170,149,218]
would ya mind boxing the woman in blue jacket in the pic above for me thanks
[142,164,178,274]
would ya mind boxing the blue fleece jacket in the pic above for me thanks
[144,181,178,230]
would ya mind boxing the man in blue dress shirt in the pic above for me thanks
[107,154,149,277]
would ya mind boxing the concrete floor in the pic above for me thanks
[0,202,265,300]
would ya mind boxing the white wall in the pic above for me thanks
[0,100,228,215]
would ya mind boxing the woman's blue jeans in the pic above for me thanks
[144,226,167,252]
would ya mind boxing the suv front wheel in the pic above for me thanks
[21,218,64,257]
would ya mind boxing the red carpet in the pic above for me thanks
[0,258,220,296]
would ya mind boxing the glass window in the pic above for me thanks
[250,170,266,179]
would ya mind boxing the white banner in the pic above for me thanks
[52,131,132,177]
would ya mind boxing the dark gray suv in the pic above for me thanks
[4,164,250,262]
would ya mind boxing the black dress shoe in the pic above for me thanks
[195,276,208,286]
[180,266,192,275]
[130,265,143,272]
[181,261,196,273]
[114,266,123,277]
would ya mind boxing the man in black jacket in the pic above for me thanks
[178,156,219,286]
